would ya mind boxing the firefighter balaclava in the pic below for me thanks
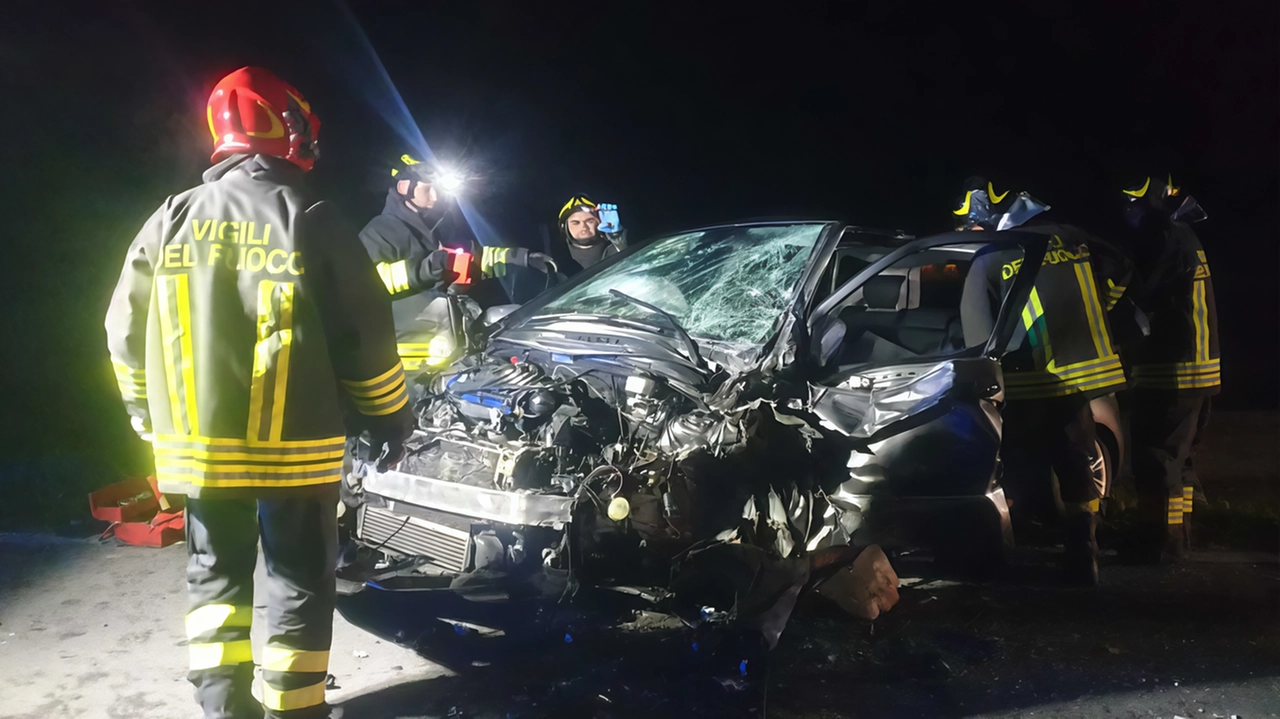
[559,195,603,247]
[390,154,442,213]
[207,67,320,171]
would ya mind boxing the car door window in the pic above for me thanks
[817,243,1027,375]
[810,229,910,307]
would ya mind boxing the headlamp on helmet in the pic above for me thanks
[559,195,599,223]
[392,154,467,195]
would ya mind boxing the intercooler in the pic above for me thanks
[356,504,471,573]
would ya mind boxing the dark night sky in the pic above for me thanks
[0,0,1276,479]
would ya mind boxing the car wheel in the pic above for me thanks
[1092,432,1116,515]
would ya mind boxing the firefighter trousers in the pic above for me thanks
[1131,390,1206,527]
[1183,397,1212,501]
[1002,394,1101,520]
[185,486,338,719]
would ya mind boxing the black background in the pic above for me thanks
[0,1,1275,489]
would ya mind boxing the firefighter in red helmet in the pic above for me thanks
[106,67,411,719]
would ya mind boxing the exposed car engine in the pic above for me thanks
[347,346,867,629]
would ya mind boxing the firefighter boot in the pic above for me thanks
[1062,503,1100,587]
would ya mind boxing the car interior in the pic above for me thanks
[814,243,1023,375]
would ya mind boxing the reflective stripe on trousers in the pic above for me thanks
[185,486,338,718]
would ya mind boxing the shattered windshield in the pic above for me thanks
[524,224,826,345]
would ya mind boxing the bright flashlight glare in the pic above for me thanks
[436,168,466,194]
[333,1,498,245]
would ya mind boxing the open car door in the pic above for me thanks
[799,230,1049,551]
[804,230,1047,441]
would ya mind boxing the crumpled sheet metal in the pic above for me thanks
[815,361,956,439]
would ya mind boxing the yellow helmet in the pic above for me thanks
[558,195,598,223]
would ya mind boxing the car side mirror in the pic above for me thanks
[481,304,520,327]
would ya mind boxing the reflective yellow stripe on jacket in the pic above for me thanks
[1132,359,1221,390]
[156,273,199,435]
[1074,262,1114,359]
[1004,354,1128,400]
[480,246,510,277]
[153,435,345,490]
[340,363,410,416]
[111,359,147,401]
[1105,278,1126,311]
[247,281,294,443]
[1192,278,1211,363]
[376,260,411,294]
[1020,288,1053,370]
[1133,245,1218,391]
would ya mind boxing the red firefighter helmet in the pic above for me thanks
[206,67,320,171]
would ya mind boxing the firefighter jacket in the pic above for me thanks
[106,154,412,499]
[359,188,453,298]
[1129,221,1220,394]
[359,188,536,370]
[1086,235,1134,313]
[986,223,1128,400]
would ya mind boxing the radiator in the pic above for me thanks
[357,504,470,572]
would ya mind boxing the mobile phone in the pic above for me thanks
[598,204,621,234]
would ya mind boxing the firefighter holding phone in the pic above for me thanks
[554,195,628,274]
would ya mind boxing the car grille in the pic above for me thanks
[357,505,470,573]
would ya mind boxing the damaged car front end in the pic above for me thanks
[337,222,1046,651]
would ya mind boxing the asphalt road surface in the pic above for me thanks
[1,412,1275,719]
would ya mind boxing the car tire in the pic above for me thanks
[1093,431,1116,517]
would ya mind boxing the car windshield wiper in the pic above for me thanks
[607,289,709,373]
[522,312,607,322]
[518,312,668,334]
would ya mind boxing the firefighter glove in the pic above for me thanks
[421,249,458,288]
[527,252,554,274]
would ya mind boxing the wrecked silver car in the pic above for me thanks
[337,222,1048,644]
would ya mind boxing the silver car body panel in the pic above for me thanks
[363,465,575,528]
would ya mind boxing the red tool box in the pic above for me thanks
[89,476,185,547]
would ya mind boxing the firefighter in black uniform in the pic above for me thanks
[956,177,1128,586]
[1120,174,1220,561]
[106,67,412,719]
[359,154,551,371]
[552,195,628,274]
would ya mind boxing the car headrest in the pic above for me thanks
[863,275,904,310]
